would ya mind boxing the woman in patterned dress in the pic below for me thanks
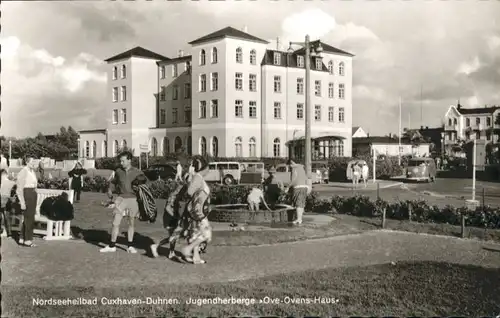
[180,156,212,265]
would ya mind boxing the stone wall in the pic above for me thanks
[209,204,295,224]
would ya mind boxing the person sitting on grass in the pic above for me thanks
[247,186,271,212]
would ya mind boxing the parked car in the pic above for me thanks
[143,164,177,181]
[270,163,322,185]
[312,161,329,184]
[240,162,265,184]
[205,161,242,185]
[406,157,436,182]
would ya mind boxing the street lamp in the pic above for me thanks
[288,36,323,186]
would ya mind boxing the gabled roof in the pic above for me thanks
[188,26,269,45]
[261,49,329,71]
[104,46,170,62]
[294,40,354,57]
[157,55,192,66]
[457,105,500,115]
[352,126,360,135]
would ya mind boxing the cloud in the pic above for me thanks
[1,36,107,137]
[458,56,481,75]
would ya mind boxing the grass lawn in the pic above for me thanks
[3,261,499,317]
[56,192,500,247]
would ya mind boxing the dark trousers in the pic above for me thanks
[22,188,37,241]
[75,189,81,201]
[0,208,12,236]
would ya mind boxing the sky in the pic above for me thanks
[1,1,500,138]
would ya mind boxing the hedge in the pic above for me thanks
[33,176,500,230]
[94,154,407,181]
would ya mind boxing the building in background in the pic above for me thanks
[79,26,354,159]
[352,136,431,157]
[443,102,500,155]
[352,126,367,138]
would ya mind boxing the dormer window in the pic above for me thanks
[297,56,304,67]
[273,53,281,65]
[315,58,322,70]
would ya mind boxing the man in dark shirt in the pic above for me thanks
[100,151,145,254]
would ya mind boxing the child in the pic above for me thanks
[247,186,271,211]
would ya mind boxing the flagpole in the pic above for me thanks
[398,96,402,166]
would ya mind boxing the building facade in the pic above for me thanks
[443,103,500,155]
[79,26,354,159]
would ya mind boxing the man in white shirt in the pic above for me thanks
[175,161,183,182]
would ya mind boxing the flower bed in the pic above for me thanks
[33,176,500,229]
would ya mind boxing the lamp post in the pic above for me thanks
[9,140,12,162]
[288,36,323,186]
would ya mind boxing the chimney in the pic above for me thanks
[178,50,184,57]
[420,125,424,130]
[276,37,280,51]
[426,126,429,129]
[244,25,248,33]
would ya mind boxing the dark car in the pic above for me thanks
[143,164,177,181]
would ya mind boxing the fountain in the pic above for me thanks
[208,204,296,225]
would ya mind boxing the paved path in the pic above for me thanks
[2,231,499,288]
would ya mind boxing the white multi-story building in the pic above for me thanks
[79,26,354,159]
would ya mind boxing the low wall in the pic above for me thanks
[209,204,295,224]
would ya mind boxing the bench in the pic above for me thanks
[12,189,74,241]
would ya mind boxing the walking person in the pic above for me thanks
[68,162,87,203]
[175,161,183,182]
[100,151,146,254]
[38,161,45,180]
[361,162,369,188]
[352,162,361,189]
[286,160,310,225]
[16,157,39,247]
[180,156,212,264]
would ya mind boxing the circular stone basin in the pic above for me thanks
[209,204,296,224]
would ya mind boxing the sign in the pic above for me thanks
[139,144,149,152]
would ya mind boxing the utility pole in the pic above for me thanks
[398,96,402,166]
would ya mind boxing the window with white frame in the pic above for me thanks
[273,138,280,157]
[160,65,166,79]
[172,108,178,123]
[112,87,118,102]
[112,66,118,80]
[160,109,166,124]
[112,109,118,124]
[487,117,492,126]
[113,140,119,156]
[120,86,127,101]
[328,83,334,98]
[250,49,256,65]
[121,108,127,123]
[297,56,304,67]
[296,103,304,119]
[339,107,345,122]
[339,62,345,76]
[85,141,90,158]
[315,58,322,70]
[274,76,281,93]
[184,107,191,123]
[235,73,243,90]
[200,49,206,65]
[273,52,281,65]
[249,137,257,157]
[466,118,470,126]
[103,140,107,157]
[200,74,207,92]
[211,99,218,118]
[172,64,178,77]
[184,83,191,98]
[315,80,321,96]
[160,86,166,101]
[338,83,345,99]
[249,74,257,92]
[328,107,334,122]
[274,102,281,119]
[186,61,191,74]
[199,101,207,119]
[235,100,243,118]
[315,105,321,121]
[200,137,207,156]
[211,73,218,91]
[236,47,243,63]
[249,101,257,118]
[173,85,179,100]
[235,137,243,157]
[122,139,127,150]
[328,60,333,74]
[338,140,344,156]
[212,47,218,64]
[296,78,304,94]
[121,65,126,79]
